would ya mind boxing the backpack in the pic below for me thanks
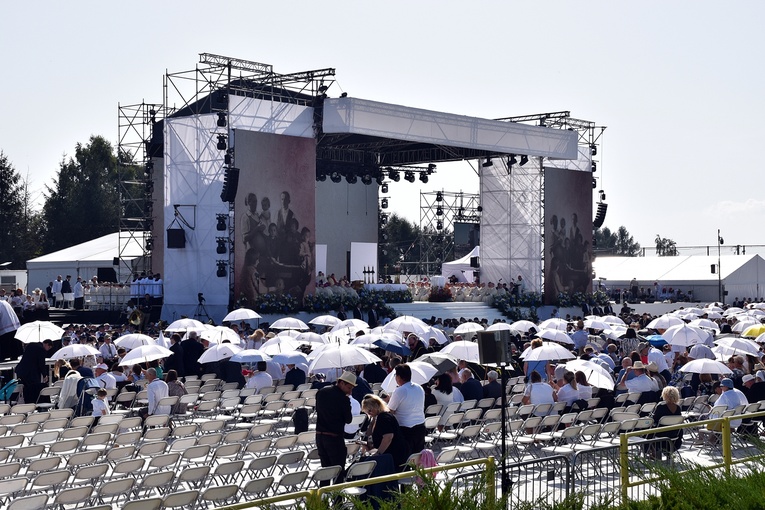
[0,379,18,403]
[292,407,309,433]
[75,378,101,417]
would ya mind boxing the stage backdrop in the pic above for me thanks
[234,130,316,304]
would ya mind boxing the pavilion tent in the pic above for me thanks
[441,246,479,283]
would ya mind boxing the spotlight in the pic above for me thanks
[428,163,436,173]
[380,214,388,226]
[330,172,342,183]
[340,92,348,98]
[144,201,153,216]
[436,206,443,216]
[346,174,358,184]
[419,173,428,184]
[436,191,443,202]
[361,174,372,185]
[224,152,232,165]
[388,168,400,182]
[217,134,227,151]
[216,260,227,278]
[216,238,227,254]
[477,205,483,212]
[482,158,493,168]
[508,154,518,167]
[317,173,327,182]
[318,85,328,94]
[519,155,529,166]
[591,161,597,172]
[436,220,443,230]
[145,181,154,194]
[591,145,597,156]
[145,237,153,251]
[145,161,154,174]
[592,178,597,189]
[381,183,389,194]
[599,189,606,201]
[381,198,389,209]
[404,171,415,183]
[216,112,227,127]
[216,214,227,231]
[382,233,389,241]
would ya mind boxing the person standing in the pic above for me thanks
[315,371,356,485]
[15,340,53,403]
[0,299,20,361]
[73,277,85,310]
[61,275,73,309]
[144,368,170,417]
[387,363,426,456]
[52,276,63,308]
[164,333,185,377]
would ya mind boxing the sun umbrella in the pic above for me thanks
[454,322,485,335]
[373,336,411,356]
[535,328,574,345]
[119,344,173,366]
[200,326,241,345]
[440,340,480,363]
[520,342,575,362]
[383,316,430,337]
[381,361,437,392]
[583,319,609,331]
[277,329,301,338]
[486,323,513,332]
[689,319,720,330]
[165,318,205,332]
[261,337,300,355]
[15,321,65,343]
[723,307,745,317]
[538,318,570,331]
[425,327,449,345]
[309,315,342,328]
[114,333,156,350]
[50,344,101,360]
[155,330,169,349]
[679,358,733,376]
[198,343,243,364]
[508,320,538,333]
[231,349,272,363]
[602,327,627,341]
[661,324,706,347]
[741,324,765,338]
[646,315,684,330]
[222,308,262,322]
[271,351,310,366]
[705,304,724,312]
[732,319,760,333]
[645,334,667,347]
[270,317,309,330]
[294,332,328,345]
[331,319,370,333]
[714,337,761,356]
[308,344,382,372]
[601,315,626,326]
[563,358,615,390]
[415,352,459,376]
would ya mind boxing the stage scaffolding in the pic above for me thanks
[418,191,480,276]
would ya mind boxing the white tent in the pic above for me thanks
[442,246,479,283]
[593,254,765,302]
[26,233,146,292]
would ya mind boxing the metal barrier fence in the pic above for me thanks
[505,455,570,510]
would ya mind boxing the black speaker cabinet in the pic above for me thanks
[477,330,510,365]
[167,228,186,249]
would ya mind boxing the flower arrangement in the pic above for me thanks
[428,286,453,302]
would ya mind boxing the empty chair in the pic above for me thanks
[50,486,94,509]
[275,470,309,495]
[135,471,175,498]
[309,465,341,488]
[26,455,63,476]
[7,494,48,510]
[94,476,136,505]
[241,476,275,500]
[70,463,110,488]
[122,498,163,510]
[342,460,377,497]
[27,469,70,495]
[211,460,245,485]
[162,490,200,510]
[245,455,278,479]
[198,484,239,508]
[173,465,211,492]
[275,450,305,475]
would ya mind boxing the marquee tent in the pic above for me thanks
[442,246,479,283]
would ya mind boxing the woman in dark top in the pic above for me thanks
[361,394,411,472]
[650,386,683,453]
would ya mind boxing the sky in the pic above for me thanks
[2,1,764,253]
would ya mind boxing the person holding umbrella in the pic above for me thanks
[15,339,53,403]
[316,370,356,485]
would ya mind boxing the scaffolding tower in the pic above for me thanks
[419,191,480,276]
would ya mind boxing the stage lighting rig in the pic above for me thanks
[381,183,389,194]
[330,172,342,183]
[404,171,415,183]
[361,173,373,185]
[217,134,227,151]
[381,198,389,209]
[346,174,358,184]
[216,112,227,127]
[316,173,327,182]
[216,260,227,278]
[519,155,529,166]
[224,151,232,165]
[436,220,443,230]
[216,237,228,254]
[436,191,443,202]
[508,154,518,167]
[591,161,597,172]
[375,174,385,186]
[482,157,493,168]
[436,206,443,216]
[145,161,154,175]
[216,214,228,231]
[419,173,429,184]
[591,144,597,156]
[387,168,400,182]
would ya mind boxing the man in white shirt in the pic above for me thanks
[616,361,658,393]
[52,276,63,308]
[387,363,426,455]
[99,336,118,365]
[145,368,170,416]
[640,342,672,384]
[73,277,85,310]
[246,361,273,391]
[94,363,117,391]
[712,378,749,429]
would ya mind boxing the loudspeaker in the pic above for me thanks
[167,228,186,249]
[477,331,510,365]
[97,268,117,283]
[470,256,479,268]
[112,257,119,266]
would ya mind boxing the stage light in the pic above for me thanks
[145,237,153,251]
[519,155,529,166]
[436,206,443,216]
[404,171,415,183]
[145,181,154,194]
[317,173,327,182]
[419,173,429,184]
[381,183,389,194]
[381,198,388,209]
[346,174,358,184]
[361,174,373,185]
[224,152,232,165]
[216,214,227,231]
[149,109,156,123]
[591,161,597,172]
[216,112,227,127]
[220,167,240,203]
[436,220,443,230]
[382,233,389,241]
[145,161,154,174]
[330,172,342,183]
[216,260,227,278]
[318,85,328,94]
[144,201,153,216]
[591,145,597,156]
[592,178,597,189]
[482,158,493,168]
[436,191,443,202]
[216,238,227,254]
[388,169,400,182]
[477,205,483,212]
[380,214,388,226]
[599,189,606,201]
[428,163,436,173]
[340,92,348,98]
[508,154,518,167]
[217,134,227,151]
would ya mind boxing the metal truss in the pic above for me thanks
[418,191,480,275]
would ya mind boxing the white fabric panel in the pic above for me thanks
[543,144,593,172]
[163,114,229,320]
[350,242,378,282]
[442,246,479,283]
[323,98,578,159]
[229,96,314,137]
[315,245,328,277]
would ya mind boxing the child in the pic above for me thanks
[91,388,109,427]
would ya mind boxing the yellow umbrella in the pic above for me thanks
[741,324,765,338]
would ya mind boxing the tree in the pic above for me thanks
[0,152,25,268]
[655,234,678,256]
[594,226,641,256]
[378,213,421,277]
[43,136,124,252]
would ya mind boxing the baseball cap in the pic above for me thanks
[95,363,109,371]
[743,374,755,384]
[720,378,734,389]
[338,371,357,387]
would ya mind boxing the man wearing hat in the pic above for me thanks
[616,361,657,393]
[95,363,116,390]
[711,378,749,430]
[315,370,356,485]
[639,342,672,385]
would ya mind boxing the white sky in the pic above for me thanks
[2,1,764,251]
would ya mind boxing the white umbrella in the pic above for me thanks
[705,304,724,312]
[231,349,272,363]
[200,326,241,345]
[682,307,704,315]
[425,327,449,345]
[583,319,609,331]
[440,340,480,363]
[15,321,65,343]
[261,336,301,355]
[119,344,173,366]
[381,361,437,392]
[704,311,723,320]
[165,318,205,332]
[536,328,575,345]
[155,330,169,349]
[308,344,382,372]
[383,316,430,337]
[563,358,615,390]
[679,358,733,375]
[723,307,745,317]
[415,352,459,375]
[50,344,101,361]
[114,333,156,350]
[754,332,765,344]
[294,332,329,345]
[453,322,485,335]
[538,318,570,331]
[277,329,301,338]
[689,318,720,331]
[601,315,626,326]
[714,337,761,356]
[198,343,243,364]
[509,320,538,333]
[732,319,760,333]
[520,342,575,362]
[271,351,310,366]
[330,319,370,332]
[486,323,513,332]
[223,308,262,322]
[309,315,342,328]
[270,317,309,330]
[661,324,706,347]
[647,315,684,330]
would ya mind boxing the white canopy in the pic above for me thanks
[441,246,479,283]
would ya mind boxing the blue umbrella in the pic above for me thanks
[645,334,667,348]
[373,337,411,356]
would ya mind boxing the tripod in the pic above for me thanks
[194,302,211,322]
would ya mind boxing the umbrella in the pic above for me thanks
[277,329,301,338]
[198,343,243,364]
[381,361,437,392]
[425,327,449,345]
[602,327,627,341]
[270,317,309,330]
[330,319,370,332]
[508,320,538,333]
[261,337,300,355]
[115,333,156,350]
[520,342,575,362]
[714,337,761,356]
[705,305,724,312]
[294,332,328,345]
[373,336,411,356]
[723,307,745,317]
[679,358,733,376]
[453,322,485,335]
[689,319,720,331]
[309,315,342,328]
[486,323,513,332]
[563,358,615,390]
[271,351,310,366]
[223,308,262,322]
[732,319,760,333]
[383,316,430,337]
[155,330,169,349]
[231,349,272,363]
[308,344,382,372]
[583,319,609,331]
[415,352,459,376]
[165,318,205,332]
[440,340,480,363]
[645,334,668,347]
[119,344,173,366]
[661,324,706,347]
[535,328,574,345]
[15,321,65,343]
[200,326,241,345]
[741,324,765,338]
[754,332,765,344]
[647,315,684,330]
[538,318,570,331]
[50,344,101,361]
[601,315,626,326]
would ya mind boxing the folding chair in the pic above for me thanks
[122,498,163,510]
[162,490,200,509]
[93,477,136,505]
[275,470,309,495]
[50,486,94,509]
[135,471,175,497]
[342,460,377,497]
[7,494,48,510]
[241,476,275,500]
[198,484,239,508]
[173,465,211,492]
[27,469,70,495]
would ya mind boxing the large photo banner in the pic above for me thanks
[234,131,316,304]
[544,167,593,304]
